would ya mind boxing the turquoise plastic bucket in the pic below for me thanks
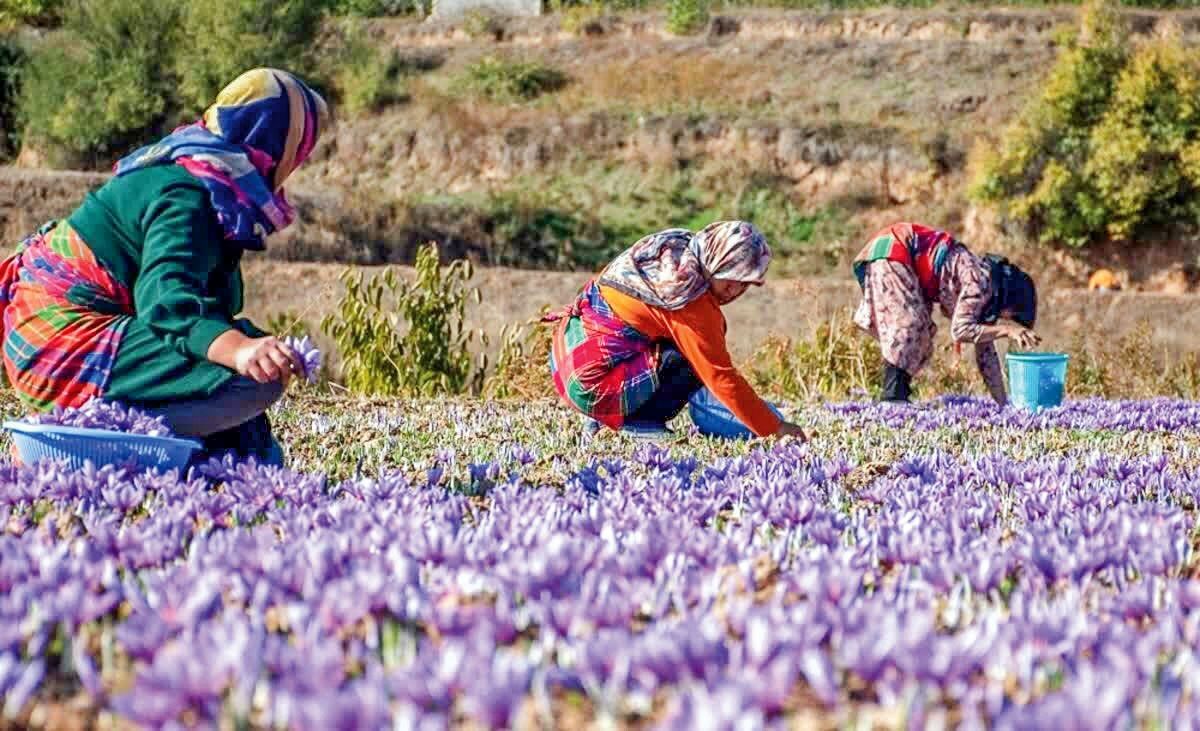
[1005,352,1069,411]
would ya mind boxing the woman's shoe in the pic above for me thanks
[619,420,673,440]
[580,415,602,441]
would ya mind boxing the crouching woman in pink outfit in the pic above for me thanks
[852,222,1041,405]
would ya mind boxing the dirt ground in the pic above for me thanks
[242,260,1200,361]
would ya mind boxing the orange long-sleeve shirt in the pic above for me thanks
[599,285,782,437]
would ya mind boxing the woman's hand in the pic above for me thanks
[235,336,305,385]
[209,330,304,384]
[1002,324,1041,350]
[775,421,810,441]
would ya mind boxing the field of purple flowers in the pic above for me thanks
[3,395,1200,729]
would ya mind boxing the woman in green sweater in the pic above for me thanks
[0,68,329,465]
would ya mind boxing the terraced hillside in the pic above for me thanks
[6,6,1200,285]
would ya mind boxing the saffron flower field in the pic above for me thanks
[4,395,1200,729]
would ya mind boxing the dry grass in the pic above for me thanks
[243,260,1200,359]
[243,261,1200,402]
[553,50,765,113]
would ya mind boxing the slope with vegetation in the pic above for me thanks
[3,0,1199,287]
[2,0,1200,399]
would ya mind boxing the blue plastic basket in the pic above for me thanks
[1006,352,1070,412]
[688,388,785,439]
[4,421,201,472]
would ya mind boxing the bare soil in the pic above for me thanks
[241,260,1200,361]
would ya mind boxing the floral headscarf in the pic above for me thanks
[597,221,772,310]
[113,68,330,250]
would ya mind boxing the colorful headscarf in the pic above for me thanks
[597,221,772,311]
[113,68,330,250]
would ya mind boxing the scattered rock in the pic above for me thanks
[942,94,986,114]
[581,19,606,37]
[709,15,741,37]
[1145,265,1196,296]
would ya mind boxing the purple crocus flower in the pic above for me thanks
[283,335,322,384]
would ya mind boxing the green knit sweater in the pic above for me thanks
[67,165,263,406]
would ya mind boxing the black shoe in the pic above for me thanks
[881,363,913,403]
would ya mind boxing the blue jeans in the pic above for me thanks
[627,348,703,427]
[141,376,285,466]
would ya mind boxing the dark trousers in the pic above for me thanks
[141,376,285,466]
[627,348,703,427]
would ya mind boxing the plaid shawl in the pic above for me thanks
[0,222,133,411]
[546,281,659,429]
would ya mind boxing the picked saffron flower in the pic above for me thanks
[284,336,323,384]
[24,400,173,437]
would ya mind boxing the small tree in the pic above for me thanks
[1086,38,1200,240]
[968,0,1128,246]
[18,0,182,163]
[666,0,708,36]
[970,0,1200,247]
[323,243,487,396]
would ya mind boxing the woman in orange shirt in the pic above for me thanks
[546,221,808,440]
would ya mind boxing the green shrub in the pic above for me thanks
[16,0,351,166]
[1086,39,1200,240]
[0,0,63,29]
[18,0,182,164]
[484,314,553,399]
[462,9,507,40]
[173,0,329,113]
[559,4,603,34]
[666,0,708,35]
[969,0,1200,247]
[0,35,25,157]
[330,0,423,15]
[322,244,487,396]
[326,23,407,115]
[746,318,883,402]
[456,56,568,103]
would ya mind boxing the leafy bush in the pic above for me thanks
[329,0,423,15]
[173,0,329,113]
[666,0,708,35]
[325,24,407,115]
[0,35,25,158]
[559,4,604,34]
[1086,39,1200,240]
[0,0,63,29]
[16,0,343,165]
[461,9,508,40]
[18,0,182,164]
[747,318,883,402]
[456,57,568,103]
[322,244,487,396]
[484,313,554,399]
[969,0,1200,247]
